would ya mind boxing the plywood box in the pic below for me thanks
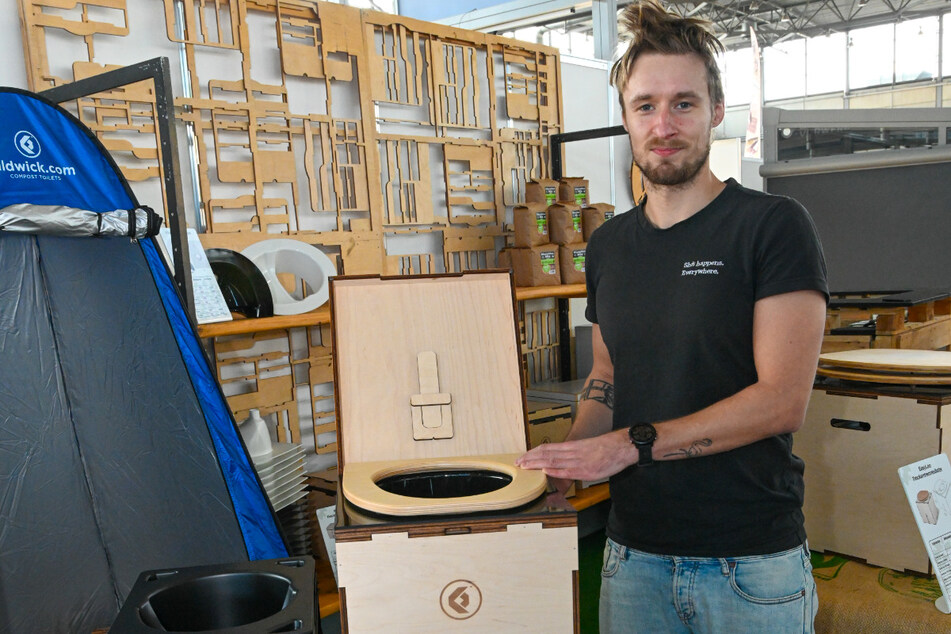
[525,380,606,490]
[796,381,951,573]
[330,272,578,632]
[335,496,578,633]
[527,399,573,448]
[526,379,589,417]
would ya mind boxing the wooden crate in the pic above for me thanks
[335,498,578,632]
[527,399,573,448]
[796,382,951,573]
[330,272,578,632]
[822,291,951,353]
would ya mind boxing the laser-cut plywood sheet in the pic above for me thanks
[20,0,565,467]
[21,0,562,272]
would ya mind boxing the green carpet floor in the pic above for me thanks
[578,528,607,633]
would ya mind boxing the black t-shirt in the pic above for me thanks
[585,178,828,557]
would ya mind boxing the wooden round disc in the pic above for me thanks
[816,366,951,385]
[818,349,951,374]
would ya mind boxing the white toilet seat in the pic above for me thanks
[241,239,336,315]
[342,453,548,516]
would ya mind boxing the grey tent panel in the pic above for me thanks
[0,234,252,633]
[0,234,117,633]
[37,236,250,594]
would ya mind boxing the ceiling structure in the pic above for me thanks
[670,0,949,49]
[437,0,951,52]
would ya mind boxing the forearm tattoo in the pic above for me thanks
[664,438,712,459]
[580,379,615,410]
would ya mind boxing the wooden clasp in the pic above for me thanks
[410,351,453,440]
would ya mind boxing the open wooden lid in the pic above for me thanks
[330,272,528,470]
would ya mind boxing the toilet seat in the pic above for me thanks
[241,238,336,315]
[342,453,548,516]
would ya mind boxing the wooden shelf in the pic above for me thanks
[196,284,587,338]
[516,283,586,301]
[197,305,331,338]
[569,482,610,512]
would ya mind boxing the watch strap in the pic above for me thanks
[637,442,653,467]
[628,423,657,467]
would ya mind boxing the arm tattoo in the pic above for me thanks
[663,438,713,459]
[580,379,615,410]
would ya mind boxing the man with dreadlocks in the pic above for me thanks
[517,1,828,631]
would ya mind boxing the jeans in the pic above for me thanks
[599,537,817,633]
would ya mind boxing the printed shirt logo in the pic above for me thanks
[681,259,724,277]
[14,131,41,158]
[440,579,482,620]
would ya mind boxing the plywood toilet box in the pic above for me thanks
[330,271,577,633]
[329,272,548,516]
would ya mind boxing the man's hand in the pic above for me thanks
[515,429,638,482]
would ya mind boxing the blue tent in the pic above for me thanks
[0,87,287,632]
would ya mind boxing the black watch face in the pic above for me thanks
[630,424,656,444]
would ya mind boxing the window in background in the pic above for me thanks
[849,23,894,89]
[547,27,594,58]
[895,17,939,82]
[509,26,543,45]
[777,127,938,161]
[501,25,594,58]
[342,0,397,12]
[764,37,806,101]
[720,46,754,106]
[944,14,951,77]
[806,32,846,95]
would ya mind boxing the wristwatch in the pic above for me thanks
[628,423,657,467]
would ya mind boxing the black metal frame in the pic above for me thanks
[549,125,628,380]
[40,57,194,317]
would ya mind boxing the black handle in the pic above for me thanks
[830,418,871,432]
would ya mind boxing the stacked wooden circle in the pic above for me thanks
[817,349,951,385]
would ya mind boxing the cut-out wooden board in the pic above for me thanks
[819,349,951,374]
[816,367,951,385]
[341,454,546,516]
[331,273,527,467]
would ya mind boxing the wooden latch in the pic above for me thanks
[410,351,453,440]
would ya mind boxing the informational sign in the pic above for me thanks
[158,227,232,324]
[898,453,951,614]
[316,504,338,584]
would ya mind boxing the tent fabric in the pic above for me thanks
[0,203,162,237]
[0,88,287,632]
[0,232,119,632]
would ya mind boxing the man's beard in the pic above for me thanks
[634,141,711,188]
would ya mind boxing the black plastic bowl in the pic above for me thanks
[138,572,294,631]
[376,469,513,498]
[110,557,314,633]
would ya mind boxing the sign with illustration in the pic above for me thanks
[898,453,951,614]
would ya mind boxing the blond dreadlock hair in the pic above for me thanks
[610,0,725,110]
